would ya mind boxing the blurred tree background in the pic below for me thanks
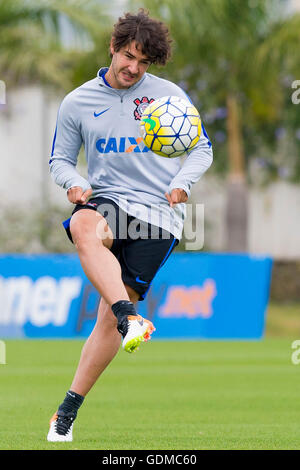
[0,0,111,89]
[1,0,300,254]
[1,0,300,327]
[2,0,299,177]
[132,0,300,251]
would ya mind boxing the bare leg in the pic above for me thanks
[69,210,139,396]
[47,210,140,441]
[70,209,129,305]
[70,285,139,396]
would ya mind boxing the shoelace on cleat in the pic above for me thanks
[117,315,147,338]
[55,410,76,435]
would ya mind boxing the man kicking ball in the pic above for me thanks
[47,9,213,442]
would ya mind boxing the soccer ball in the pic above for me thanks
[139,95,201,158]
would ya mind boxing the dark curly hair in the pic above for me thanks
[110,9,172,65]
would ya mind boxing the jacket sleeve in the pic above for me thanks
[167,122,213,197]
[49,94,91,192]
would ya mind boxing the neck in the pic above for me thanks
[104,66,117,88]
[105,65,129,89]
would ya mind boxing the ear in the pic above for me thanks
[110,38,115,56]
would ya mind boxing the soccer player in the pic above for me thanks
[47,9,213,442]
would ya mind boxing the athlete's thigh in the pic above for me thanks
[70,208,114,250]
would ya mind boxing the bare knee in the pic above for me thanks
[70,210,113,250]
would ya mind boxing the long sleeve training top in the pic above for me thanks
[49,67,213,240]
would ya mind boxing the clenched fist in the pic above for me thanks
[165,188,188,208]
[67,186,93,204]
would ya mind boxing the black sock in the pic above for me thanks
[111,300,137,323]
[58,390,85,415]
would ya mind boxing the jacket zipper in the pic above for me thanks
[120,95,125,116]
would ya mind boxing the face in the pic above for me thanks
[106,40,151,89]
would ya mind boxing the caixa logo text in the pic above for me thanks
[96,136,150,154]
[0,276,82,327]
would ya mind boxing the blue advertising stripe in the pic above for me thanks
[0,253,273,339]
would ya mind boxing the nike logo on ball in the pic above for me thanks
[94,107,111,117]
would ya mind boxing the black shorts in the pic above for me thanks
[63,196,178,301]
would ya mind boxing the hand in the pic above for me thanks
[67,186,93,204]
[165,188,188,208]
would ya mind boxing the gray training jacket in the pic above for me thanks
[49,67,213,240]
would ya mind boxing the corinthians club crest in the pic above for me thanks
[133,96,155,120]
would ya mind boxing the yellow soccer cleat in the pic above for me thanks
[117,314,156,353]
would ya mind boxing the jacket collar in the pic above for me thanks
[97,67,147,93]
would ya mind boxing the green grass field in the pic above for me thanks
[1,334,300,450]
